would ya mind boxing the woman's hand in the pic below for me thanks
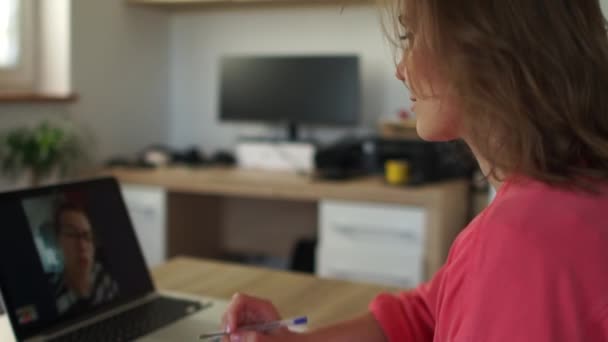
[221,293,387,342]
[221,293,302,342]
[223,330,304,342]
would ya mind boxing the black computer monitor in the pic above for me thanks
[219,55,361,141]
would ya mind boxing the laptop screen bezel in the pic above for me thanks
[0,177,157,340]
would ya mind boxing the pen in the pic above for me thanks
[199,316,308,340]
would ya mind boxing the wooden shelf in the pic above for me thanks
[0,93,78,104]
[129,0,370,7]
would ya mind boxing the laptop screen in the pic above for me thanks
[0,178,155,340]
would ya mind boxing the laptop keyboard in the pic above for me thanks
[49,296,206,342]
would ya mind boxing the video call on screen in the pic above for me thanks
[0,180,153,338]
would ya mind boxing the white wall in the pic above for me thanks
[0,0,170,188]
[169,4,410,152]
[69,1,170,160]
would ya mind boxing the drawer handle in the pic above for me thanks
[333,223,420,242]
[326,268,414,287]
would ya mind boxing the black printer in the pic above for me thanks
[314,136,474,185]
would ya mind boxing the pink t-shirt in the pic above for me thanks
[370,177,608,341]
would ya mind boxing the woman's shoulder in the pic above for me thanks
[488,177,608,225]
[464,178,608,317]
[445,176,608,274]
[475,176,608,267]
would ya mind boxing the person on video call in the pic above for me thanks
[53,202,119,315]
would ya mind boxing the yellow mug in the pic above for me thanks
[385,160,410,185]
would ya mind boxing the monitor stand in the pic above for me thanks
[287,122,300,142]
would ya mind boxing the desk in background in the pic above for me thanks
[106,167,470,288]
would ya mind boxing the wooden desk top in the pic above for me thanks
[107,167,468,206]
[152,257,399,329]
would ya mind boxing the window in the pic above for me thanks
[0,0,19,68]
[0,0,35,91]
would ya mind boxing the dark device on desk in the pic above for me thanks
[315,137,474,184]
[0,178,222,341]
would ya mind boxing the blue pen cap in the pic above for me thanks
[293,317,308,325]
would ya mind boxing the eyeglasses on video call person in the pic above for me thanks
[219,0,608,341]
[53,203,119,316]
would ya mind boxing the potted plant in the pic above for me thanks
[0,121,86,187]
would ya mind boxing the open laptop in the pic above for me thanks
[0,177,228,341]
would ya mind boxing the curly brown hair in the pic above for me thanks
[380,0,608,191]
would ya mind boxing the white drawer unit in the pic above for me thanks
[317,200,427,287]
[121,184,167,268]
[317,247,422,288]
[320,200,426,254]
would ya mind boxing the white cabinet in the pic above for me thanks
[316,200,426,288]
[121,184,167,268]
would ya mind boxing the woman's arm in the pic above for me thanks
[297,313,387,342]
[223,256,455,342]
[229,313,387,342]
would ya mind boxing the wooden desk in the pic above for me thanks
[109,167,461,207]
[107,167,469,284]
[152,257,399,329]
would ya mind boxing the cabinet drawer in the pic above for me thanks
[320,200,426,254]
[120,184,166,267]
[316,246,422,288]
[122,185,165,210]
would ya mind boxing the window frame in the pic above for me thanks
[0,0,36,92]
